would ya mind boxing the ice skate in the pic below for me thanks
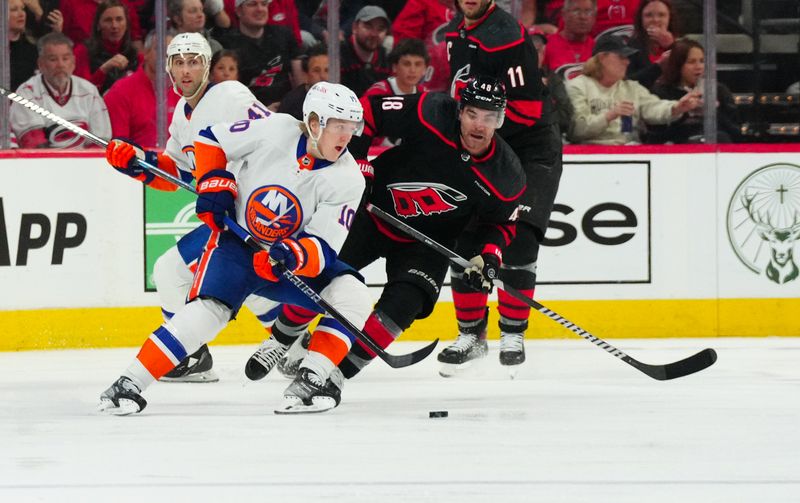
[275,367,343,414]
[98,376,147,415]
[244,337,290,381]
[277,330,311,379]
[437,333,489,377]
[159,344,219,383]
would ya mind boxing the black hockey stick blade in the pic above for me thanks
[366,203,718,380]
[625,347,718,381]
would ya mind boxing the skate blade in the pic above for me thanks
[438,360,481,378]
[97,398,141,416]
[159,369,220,383]
[274,395,336,415]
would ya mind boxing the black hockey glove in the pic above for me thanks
[464,249,501,293]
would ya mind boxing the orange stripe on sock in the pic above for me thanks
[308,330,350,366]
[137,338,178,379]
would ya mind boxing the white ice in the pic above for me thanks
[1,337,799,503]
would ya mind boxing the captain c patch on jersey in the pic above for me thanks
[387,182,467,218]
[246,185,303,243]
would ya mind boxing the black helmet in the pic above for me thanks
[459,75,507,113]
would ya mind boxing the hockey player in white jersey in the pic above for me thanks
[104,33,277,383]
[98,82,372,415]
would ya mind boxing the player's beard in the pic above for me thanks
[462,0,493,21]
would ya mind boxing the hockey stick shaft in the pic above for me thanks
[2,86,435,368]
[366,204,717,380]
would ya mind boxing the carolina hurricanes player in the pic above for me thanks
[104,33,278,383]
[243,76,526,388]
[98,82,371,415]
[442,0,563,372]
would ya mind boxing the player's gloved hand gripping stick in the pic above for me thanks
[366,203,718,381]
[1,86,437,369]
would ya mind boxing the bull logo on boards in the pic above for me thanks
[247,185,303,243]
[727,163,800,284]
[387,182,467,218]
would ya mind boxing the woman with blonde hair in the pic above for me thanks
[566,36,698,145]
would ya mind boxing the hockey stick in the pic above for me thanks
[1,86,436,369]
[366,203,718,380]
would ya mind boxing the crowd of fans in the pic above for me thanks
[4,0,795,149]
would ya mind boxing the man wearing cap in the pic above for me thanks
[217,0,303,107]
[340,5,391,96]
[566,35,700,144]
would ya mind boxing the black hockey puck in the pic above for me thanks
[429,410,448,418]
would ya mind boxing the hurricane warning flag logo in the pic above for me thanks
[246,185,303,243]
[727,163,800,284]
[387,182,466,218]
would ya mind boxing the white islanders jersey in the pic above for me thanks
[199,113,365,255]
[165,80,270,175]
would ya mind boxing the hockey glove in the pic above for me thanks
[464,247,502,293]
[253,238,306,282]
[196,169,238,232]
[105,138,159,182]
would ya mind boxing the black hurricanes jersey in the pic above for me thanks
[444,4,553,144]
[352,92,526,253]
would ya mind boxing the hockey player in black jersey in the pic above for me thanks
[244,76,527,387]
[441,0,564,372]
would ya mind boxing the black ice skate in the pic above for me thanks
[437,332,489,377]
[277,330,311,379]
[98,376,147,416]
[160,344,219,383]
[499,333,526,366]
[275,367,343,414]
[245,337,290,381]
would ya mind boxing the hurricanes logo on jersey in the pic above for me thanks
[387,182,467,218]
[45,121,89,148]
[246,185,303,243]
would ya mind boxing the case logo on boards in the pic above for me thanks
[727,163,800,284]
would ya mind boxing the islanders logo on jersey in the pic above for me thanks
[246,185,304,243]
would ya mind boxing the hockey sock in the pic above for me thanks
[497,262,536,335]
[299,350,337,382]
[307,317,353,366]
[127,325,189,390]
[339,311,402,379]
[272,305,317,345]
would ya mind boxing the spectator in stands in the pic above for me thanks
[566,36,698,144]
[59,0,143,49]
[625,0,678,89]
[542,0,640,38]
[73,0,142,94]
[221,0,303,46]
[22,0,64,39]
[543,0,597,78]
[103,31,180,147]
[202,0,231,30]
[647,39,739,143]
[277,43,328,120]
[391,0,455,92]
[209,49,241,83]
[168,0,223,53]
[217,0,302,108]
[9,0,40,91]
[340,5,392,96]
[11,32,111,149]
[365,37,429,97]
[363,38,430,147]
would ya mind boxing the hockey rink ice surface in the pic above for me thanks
[1,337,798,503]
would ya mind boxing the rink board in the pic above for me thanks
[1,146,799,349]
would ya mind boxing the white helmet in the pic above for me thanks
[302,82,364,138]
[166,33,212,100]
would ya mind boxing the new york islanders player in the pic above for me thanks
[245,77,526,387]
[104,33,277,383]
[98,82,371,415]
[441,0,564,371]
